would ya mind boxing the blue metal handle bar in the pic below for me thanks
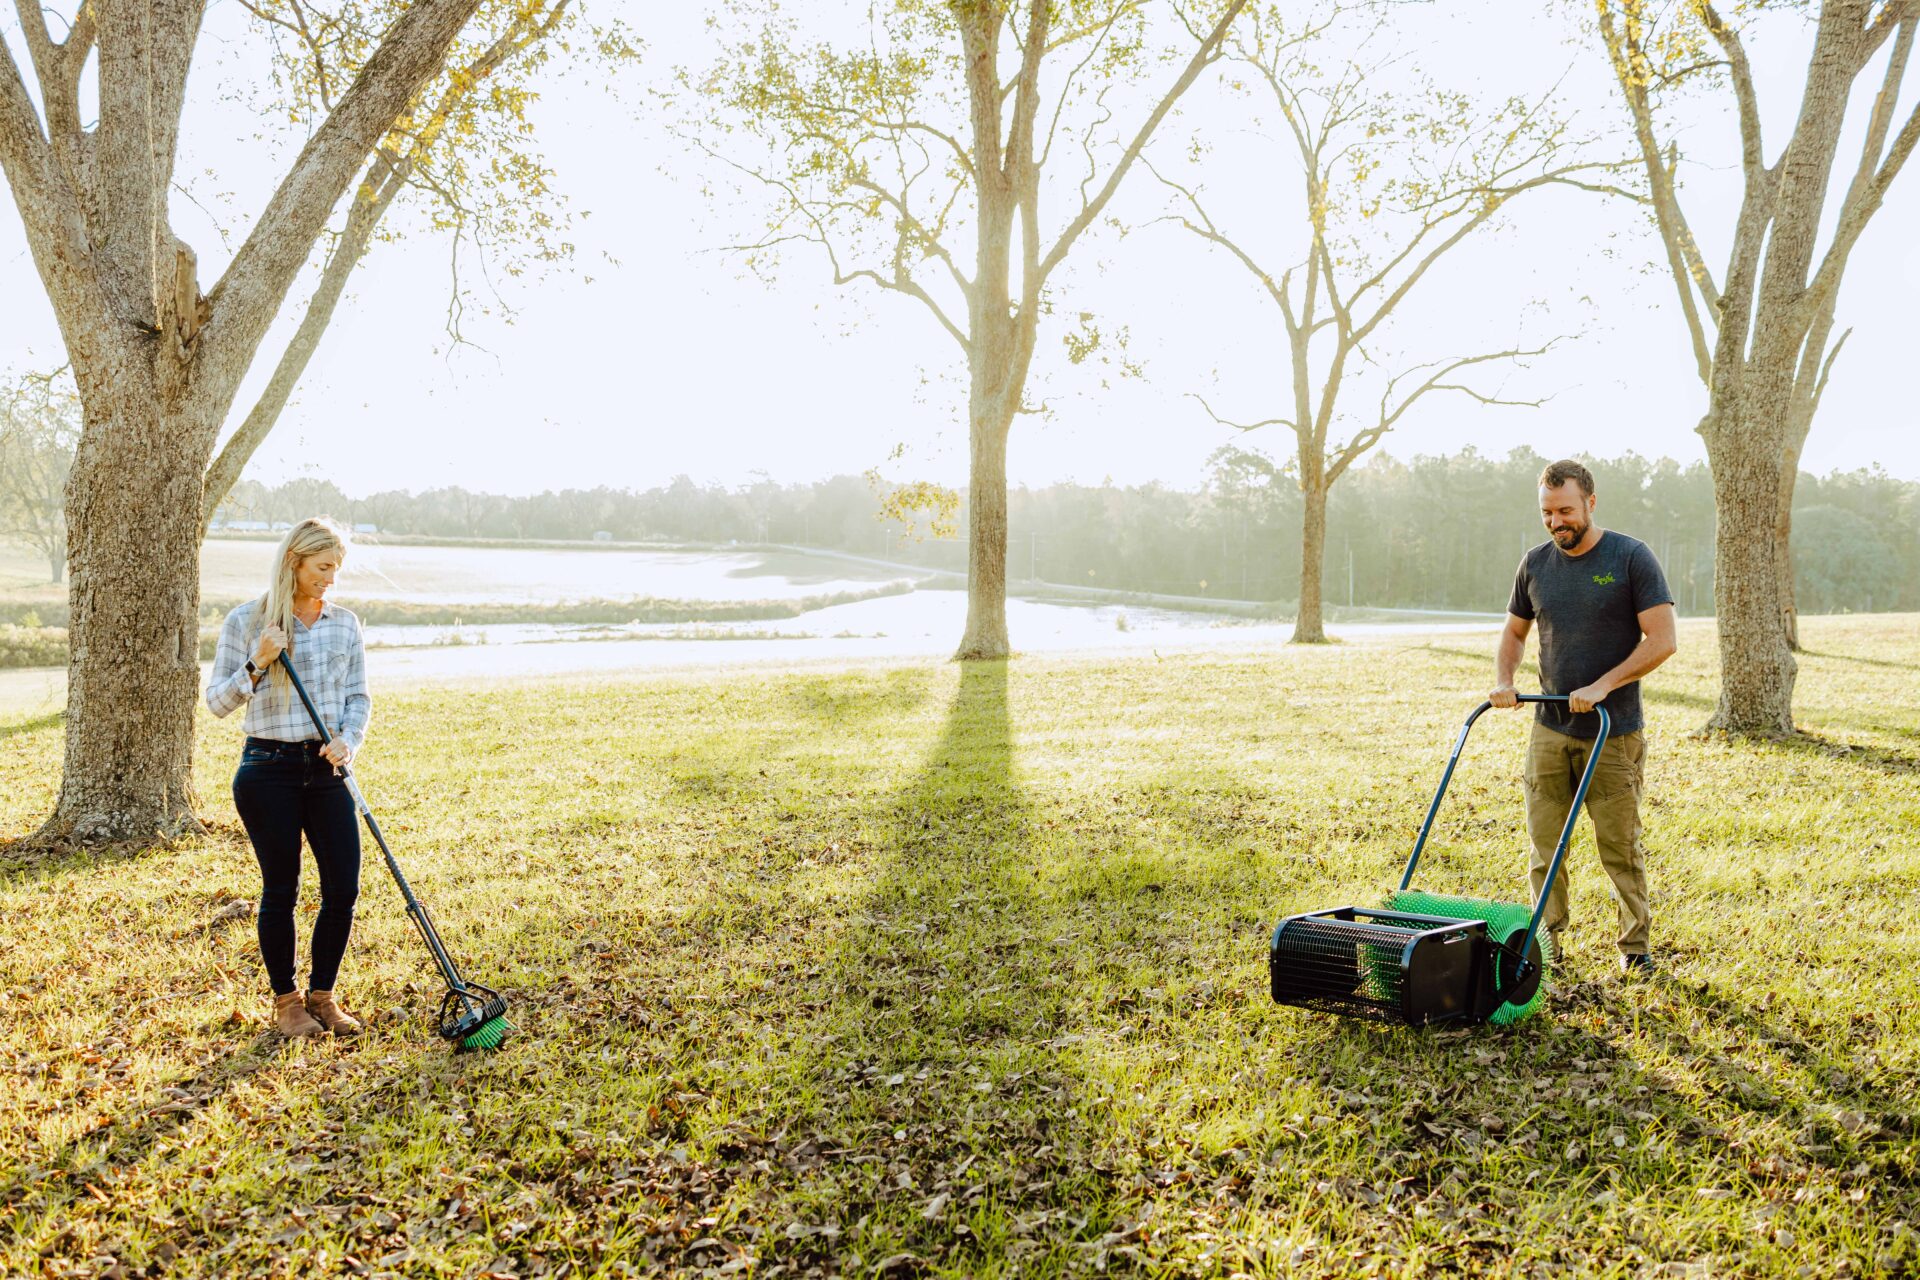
[1398,695,1611,983]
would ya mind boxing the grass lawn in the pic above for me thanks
[2,615,1917,1277]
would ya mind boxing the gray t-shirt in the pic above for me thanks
[1507,530,1673,738]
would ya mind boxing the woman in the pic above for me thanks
[205,516,370,1039]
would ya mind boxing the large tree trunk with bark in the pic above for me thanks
[953,4,1021,663]
[1595,0,1920,734]
[0,0,485,844]
[1774,405,1815,651]
[1775,450,1801,653]
[49,387,208,840]
[1703,402,1798,735]
[958,408,1012,660]
[940,0,1238,661]
[1293,475,1329,644]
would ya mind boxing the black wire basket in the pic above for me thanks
[1269,906,1489,1026]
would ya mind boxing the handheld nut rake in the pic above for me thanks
[1269,694,1610,1028]
[279,657,511,1051]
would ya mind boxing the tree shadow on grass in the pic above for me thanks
[779,666,936,728]
[1653,975,1919,1141]
[0,1034,283,1228]
[274,661,1101,1279]
[1641,684,1717,714]
[0,710,62,741]
[700,660,1174,1276]
[1798,648,1920,674]
[1255,955,1920,1272]
[1771,729,1920,778]
[0,833,181,879]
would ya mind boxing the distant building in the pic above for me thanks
[354,523,378,535]
[593,530,613,542]
[214,519,271,532]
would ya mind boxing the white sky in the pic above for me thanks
[1,1,1916,497]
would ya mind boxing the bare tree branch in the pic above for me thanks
[1037,0,1128,172]
[196,0,485,429]
[1799,14,1918,332]
[846,175,973,294]
[1697,1,1768,185]
[1143,157,1297,325]
[1188,392,1297,434]
[1809,325,1851,413]
[1322,343,1557,485]
[1037,0,1248,284]
[1598,0,1717,384]
[11,0,63,100]
[0,31,115,344]
[1860,0,1920,64]
[686,132,971,354]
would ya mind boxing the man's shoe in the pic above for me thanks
[1620,952,1656,977]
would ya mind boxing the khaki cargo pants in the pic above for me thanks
[1524,720,1651,957]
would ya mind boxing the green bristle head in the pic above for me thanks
[1358,939,1402,1001]
[1384,890,1555,1025]
[461,1015,511,1051]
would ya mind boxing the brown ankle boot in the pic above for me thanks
[305,989,362,1037]
[274,991,325,1038]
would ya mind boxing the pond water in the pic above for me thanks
[0,590,1503,721]
[244,543,903,604]
[2,542,1506,722]
[362,589,1501,652]
[355,591,1500,683]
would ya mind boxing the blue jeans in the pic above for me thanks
[232,738,362,995]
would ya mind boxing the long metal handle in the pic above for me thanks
[1399,694,1611,979]
[274,656,471,993]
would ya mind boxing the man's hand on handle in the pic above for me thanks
[1493,683,1611,713]
[1567,683,1610,715]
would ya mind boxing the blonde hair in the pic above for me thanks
[255,516,350,691]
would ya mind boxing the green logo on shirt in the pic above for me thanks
[1592,573,1616,585]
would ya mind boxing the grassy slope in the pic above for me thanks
[1,616,1917,1278]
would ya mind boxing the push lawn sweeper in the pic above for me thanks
[280,658,511,1051]
[1269,694,1610,1027]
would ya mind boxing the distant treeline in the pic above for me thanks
[216,446,1920,616]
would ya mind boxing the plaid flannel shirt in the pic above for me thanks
[205,598,371,749]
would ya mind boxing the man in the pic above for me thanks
[1492,460,1677,974]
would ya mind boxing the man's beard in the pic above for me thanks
[1550,519,1587,548]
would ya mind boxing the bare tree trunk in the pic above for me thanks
[0,0,485,845]
[1704,400,1797,735]
[47,538,62,585]
[1775,458,1800,652]
[47,389,206,840]
[1775,408,1814,650]
[958,408,1012,660]
[1293,478,1329,644]
[1595,0,1920,734]
[954,4,1019,663]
